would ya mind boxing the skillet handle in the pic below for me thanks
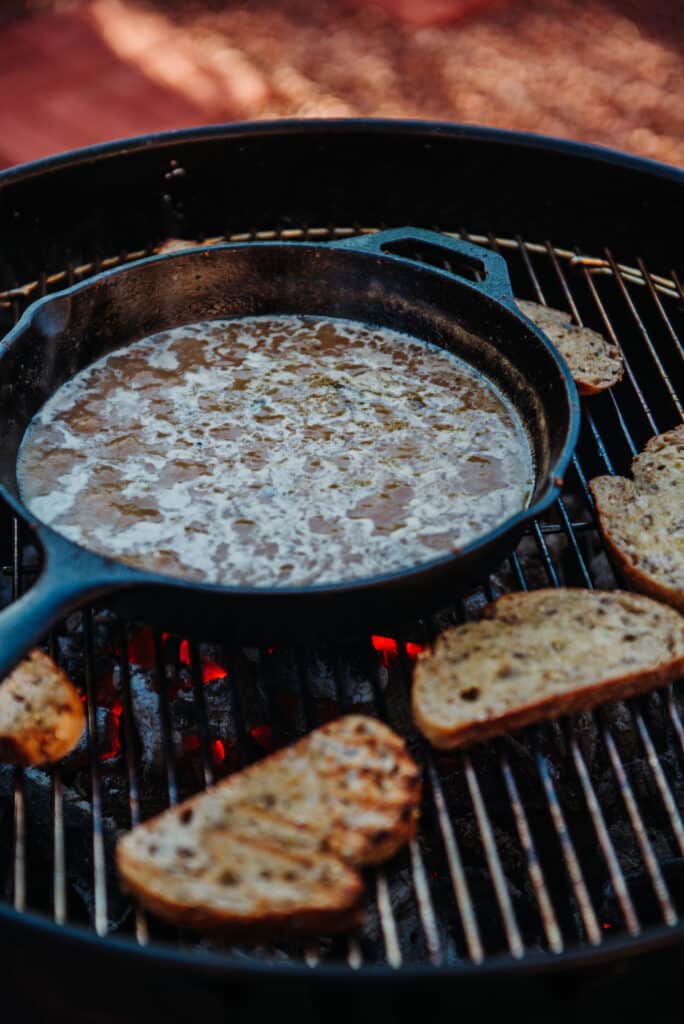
[0,546,115,682]
[330,227,514,304]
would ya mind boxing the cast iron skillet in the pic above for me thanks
[0,227,579,675]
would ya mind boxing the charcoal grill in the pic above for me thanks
[0,122,683,1019]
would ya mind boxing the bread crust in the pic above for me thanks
[517,299,623,395]
[413,653,684,750]
[412,589,684,751]
[591,505,684,614]
[0,649,85,765]
[117,715,420,937]
[590,427,684,613]
[117,841,366,938]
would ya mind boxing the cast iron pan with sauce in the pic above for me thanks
[0,228,579,675]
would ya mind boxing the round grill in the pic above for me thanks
[0,122,683,981]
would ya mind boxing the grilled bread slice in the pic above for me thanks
[590,426,684,612]
[412,589,684,751]
[117,715,421,937]
[517,299,623,395]
[0,649,85,765]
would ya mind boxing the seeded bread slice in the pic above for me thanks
[517,299,623,395]
[0,649,85,765]
[117,715,421,937]
[412,589,684,751]
[590,426,684,612]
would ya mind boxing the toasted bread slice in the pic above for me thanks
[412,589,684,751]
[517,299,623,395]
[590,426,684,612]
[0,649,85,765]
[117,715,420,936]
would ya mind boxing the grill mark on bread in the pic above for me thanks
[117,715,420,937]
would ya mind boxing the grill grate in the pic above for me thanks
[1,226,684,972]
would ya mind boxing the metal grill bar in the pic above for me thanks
[424,756,484,963]
[534,741,602,946]
[568,730,640,936]
[637,259,684,365]
[48,633,67,926]
[154,631,179,807]
[12,766,25,913]
[361,649,413,968]
[385,642,445,966]
[577,260,660,437]
[375,872,402,968]
[515,237,625,475]
[604,250,684,422]
[407,837,443,965]
[666,689,684,762]
[498,748,563,953]
[117,622,149,945]
[601,722,677,927]
[505,531,606,947]
[463,753,524,958]
[10,518,26,913]
[82,610,109,936]
[633,707,684,859]
[544,241,636,462]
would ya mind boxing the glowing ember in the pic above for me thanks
[372,635,425,661]
[127,627,156,668]
[99,702,123,761]
[250,725,275,752]
[372,635,398,656]
[201,661,226,683]
[181,735,201,755]
[178,639,226,683]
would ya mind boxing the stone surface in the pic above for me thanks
[0,0,682,168]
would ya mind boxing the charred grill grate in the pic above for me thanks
[1,224,684,972]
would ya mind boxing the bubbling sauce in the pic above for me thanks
[18,316,534,587]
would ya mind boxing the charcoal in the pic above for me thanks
[570,710,599,767]
[601,857,684,930]
[59,706,118,776]
[203,675,240,747]
[601,701,640,761]
[302,646,339,716]
[260,648,308,741]
[124,664,166,777]
[335,641,377,710]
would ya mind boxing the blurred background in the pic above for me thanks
[0,0,682,169]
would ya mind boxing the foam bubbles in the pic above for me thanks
[18,315,534,587]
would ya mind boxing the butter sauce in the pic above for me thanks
[18,316,534,587]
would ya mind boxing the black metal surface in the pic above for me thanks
[0,123,683,998]
[0,226,578,673]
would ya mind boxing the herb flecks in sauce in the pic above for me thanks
[18,316,534,587]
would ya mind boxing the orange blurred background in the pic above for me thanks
[0,0,682,169]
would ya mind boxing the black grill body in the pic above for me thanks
[0,121,683,1021]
